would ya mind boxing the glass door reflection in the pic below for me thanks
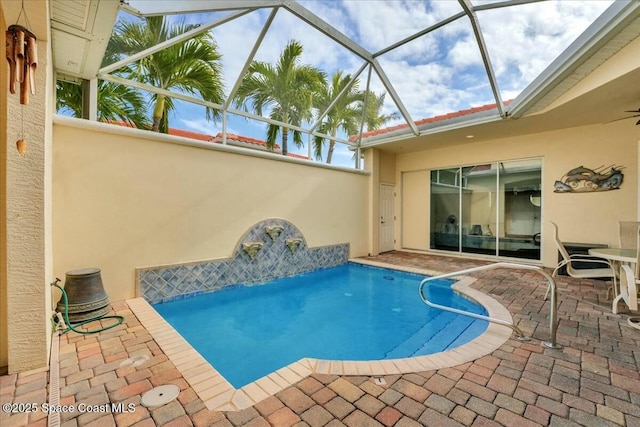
[497,159,542,259]
[430,168,461,252]
[429,159,542,261]
[461,164,498,256]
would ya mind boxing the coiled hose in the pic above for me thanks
[50,278,124,335]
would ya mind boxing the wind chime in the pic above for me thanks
[5,0,37,156]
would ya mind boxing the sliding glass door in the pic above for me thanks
[497,159,542,259]
[461,164,498,256]
[430,168,461,252]
[430,159,542,260]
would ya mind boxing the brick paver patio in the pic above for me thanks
[1,252,638,426]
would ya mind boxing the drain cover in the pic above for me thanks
[140,385,180,407]
[118,355,150,368]
[373,377,387,386]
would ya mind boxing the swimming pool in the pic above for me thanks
[152,262,488,388]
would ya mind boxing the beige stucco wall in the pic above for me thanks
[1,1,53,373]
[1,5,8,369]
[379,151,396,185]
[365,149,398,256]
[401,171,430,250]
[396,120,638,268]
[365,149,379,256]
[53,119,370,302]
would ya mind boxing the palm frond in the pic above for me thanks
[233,40,326,155]
[109,15,225,131]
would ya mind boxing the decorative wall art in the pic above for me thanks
[136,218,349,303]
[554,165,624,193]
[6,1,37,156]
[6,23,37,104]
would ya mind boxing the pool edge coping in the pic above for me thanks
[126,259,513,412]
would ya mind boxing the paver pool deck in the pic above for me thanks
[1,251,639,427]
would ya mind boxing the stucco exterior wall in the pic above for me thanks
[53,119,370,302]
[395,120,638,268]
[1,5,8,370]
[364,149,398,256]
[400,171,430,250]
[364,149,380,256]
[1,3,53,373]
[379,151,396,185]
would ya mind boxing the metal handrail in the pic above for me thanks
[418,262,561,349]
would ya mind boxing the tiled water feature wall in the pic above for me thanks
[137,219,349,303]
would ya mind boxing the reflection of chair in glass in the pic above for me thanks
[619,221,640,249]
[546,221,616,300]
[613,226,639,315]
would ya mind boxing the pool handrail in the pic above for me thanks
[418,262,561,349]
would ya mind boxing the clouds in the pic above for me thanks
[474,1,612,91]
[125,0,614,167]
[338,0,461,53]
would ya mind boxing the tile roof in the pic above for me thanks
[350,101,512,141]
[109,121,308,159]
[212,133,310,160]
[167,128,213,142]
[285,152,309,160]
[211,132,281,150]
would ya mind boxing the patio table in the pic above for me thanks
[588,248,636,263]
[589,248,638,313]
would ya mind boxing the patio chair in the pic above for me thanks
[545,221,616,300]
[619,221,640,249]
[612,226,639,315]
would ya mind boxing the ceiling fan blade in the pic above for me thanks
[603,108,640,124]
[603,114,640,124]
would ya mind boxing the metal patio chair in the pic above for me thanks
[613,226,639,315]
[619,221,640,249]
[545,221,617,300]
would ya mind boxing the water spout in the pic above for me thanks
[265,226,284,241]
[285,238,303,254]
[242,242,263,260]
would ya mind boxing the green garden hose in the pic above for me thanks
[50,278,124,335]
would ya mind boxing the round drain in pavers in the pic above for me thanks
[140,385,180,407]
[118,355,149,368]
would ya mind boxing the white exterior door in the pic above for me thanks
[380,184,396,253]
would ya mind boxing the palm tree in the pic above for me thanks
[349,91,400,166]
[362,91,399,132]
[108,16,225,132]
[312,71,364,164]
[234,40,326,156]
[56,30,151,129]
[56,80,150,129]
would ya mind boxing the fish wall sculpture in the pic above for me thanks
[554,165,624,193]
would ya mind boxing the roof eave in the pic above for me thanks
[359,108,503,148]
[506,0,640,119]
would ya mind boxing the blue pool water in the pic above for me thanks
[153,263,488,388]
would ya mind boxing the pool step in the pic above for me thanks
[446,318,487,350]
[385,312,486,359]
[412,315,485,356]
[385,311,455,359]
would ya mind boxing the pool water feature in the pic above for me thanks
[152,262,488,388]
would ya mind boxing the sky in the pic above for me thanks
[115,0,614,167]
